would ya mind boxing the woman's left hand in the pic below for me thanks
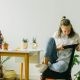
[76,44,80,51]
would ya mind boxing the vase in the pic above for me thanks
[22,42,28,49]
[32,43,38,49]
[3,70,16,80]
[2,43,8,50]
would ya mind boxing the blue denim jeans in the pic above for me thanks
[45,37,58,64]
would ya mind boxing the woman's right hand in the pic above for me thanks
[57,44,64,50]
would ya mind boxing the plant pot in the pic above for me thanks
[2,43,8,50]
[32,43,38,49]
[22,42,28,49]
[3,70,16,80]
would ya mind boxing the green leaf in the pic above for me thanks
[74,55,79,57]
[78,76,80,80]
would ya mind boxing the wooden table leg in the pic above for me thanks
[20,63,23,80]
[34,51,40,67]
[24,54,29,80]
[38,51,40,63]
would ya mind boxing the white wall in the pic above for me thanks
[0,0,80,49]
[0,0,57,50]
[0,0,80,78]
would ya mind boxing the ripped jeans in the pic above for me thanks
[45,37,58,64]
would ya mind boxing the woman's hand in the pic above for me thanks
[57,44,64,50]
[76,44,80,51]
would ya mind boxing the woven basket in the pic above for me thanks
[3,70,16,80]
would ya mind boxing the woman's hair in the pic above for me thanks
[58,16,76,38]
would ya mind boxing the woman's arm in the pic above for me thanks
[56,44,64,51]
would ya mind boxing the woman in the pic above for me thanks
[40,16,80,80]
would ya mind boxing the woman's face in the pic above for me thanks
[61,25,71,36]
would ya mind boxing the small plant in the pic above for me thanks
[22,38,28,49]
[2,42,9,50]
[22,38,28,43]
[32,37,38,49]
[32,37,36,43]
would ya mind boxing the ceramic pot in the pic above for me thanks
[2,43,8,50]
[32,43,38,49]
[22,42,28,49]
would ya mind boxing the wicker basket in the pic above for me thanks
[3,70,16,80]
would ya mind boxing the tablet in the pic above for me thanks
[63,44,78,49]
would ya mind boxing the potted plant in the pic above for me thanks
[32,37,38,49]
[22,38,28,49]
[72,54,80,80]
[74,71,80,80]
[2,42,9,50]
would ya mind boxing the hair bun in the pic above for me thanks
[62,16,66,19]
